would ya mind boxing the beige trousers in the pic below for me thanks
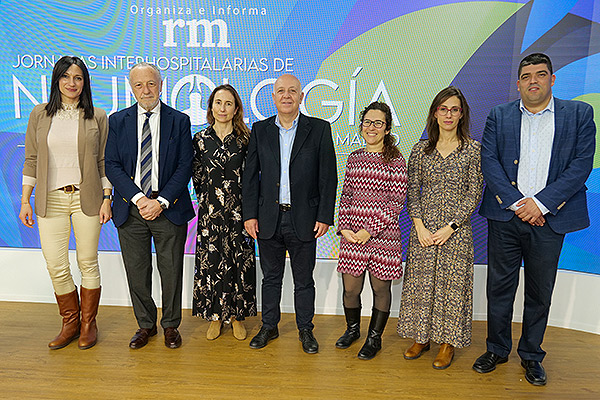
[37,189,101,295]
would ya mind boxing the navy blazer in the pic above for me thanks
[105,102,194,228]
[242,113,338,242]
[479,98,596,234]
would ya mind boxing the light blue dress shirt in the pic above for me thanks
[509,97,555,215]
[275,114,299,205]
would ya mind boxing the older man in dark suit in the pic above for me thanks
[473,53,596,385]
[105,62,194,349]
[242,74,337,354]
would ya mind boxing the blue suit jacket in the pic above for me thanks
[479,98,596,234]
[105,102,194,228]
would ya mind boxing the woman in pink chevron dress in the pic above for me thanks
[335,101,407,360]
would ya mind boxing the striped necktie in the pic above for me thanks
[140,111,153,196]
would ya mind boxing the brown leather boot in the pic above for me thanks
[48,289,80,349]
[78,286,101,349]
[433,343,455,369]
[404,340,431,360]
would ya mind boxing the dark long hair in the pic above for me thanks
[45,56,94,119]
[424,86,470,155]
[206,84,250,145]
[359,102,400,163]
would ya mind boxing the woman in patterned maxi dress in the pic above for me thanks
[397,86,483,369]
[335,102,408,360]
[192,85,256,340]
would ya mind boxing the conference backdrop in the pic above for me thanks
[1,0,599,274]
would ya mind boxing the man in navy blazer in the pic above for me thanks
[105,63,194,350]
[242,74,337,354]
[473,53,596,385]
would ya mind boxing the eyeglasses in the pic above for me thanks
[437,106,462,116]
[362,119,385,128]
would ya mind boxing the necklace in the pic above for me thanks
[56,103,80,120]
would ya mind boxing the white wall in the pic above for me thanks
[1,248,599,334]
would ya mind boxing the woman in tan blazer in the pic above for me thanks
[19,56,112,350]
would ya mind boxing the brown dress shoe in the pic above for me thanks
[48,289,80,350]
[164,327,182,349]
[404,341,430,360]
[129,326,157,349]
[79,287,101,350]
[433,343,455,369]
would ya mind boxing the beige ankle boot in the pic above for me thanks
[231,318,247,340]
[206,320,222,340]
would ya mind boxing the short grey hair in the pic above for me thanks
[129,62,162,81]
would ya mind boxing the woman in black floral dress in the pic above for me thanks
[192,84,256,340]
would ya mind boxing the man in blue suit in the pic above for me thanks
[105,63,194,350]
[473,53,596,385]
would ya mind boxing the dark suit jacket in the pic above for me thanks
[479,98,596,234]
[105,102,194,228]
[242,113,337,241]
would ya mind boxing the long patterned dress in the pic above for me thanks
[192,127,256,321]
[337,149,408,280]
[397,139,483,348]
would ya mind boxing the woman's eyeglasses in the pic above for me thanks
[362,119,385,128]
[437,106,462,116]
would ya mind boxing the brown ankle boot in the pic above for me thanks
[404,340,430,360]
[433,343,455,369]
[79,286,101,349]
[48,289,80,349]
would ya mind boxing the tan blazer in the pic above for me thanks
[23,103,109,217]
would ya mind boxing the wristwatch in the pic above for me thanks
[449,222,459,231]
[157,199,168,210]
[103,194,113,201]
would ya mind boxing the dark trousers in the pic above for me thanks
[117,206,187,329]
[257,210,317,331]
[486,217,564,362]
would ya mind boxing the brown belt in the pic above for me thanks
[58,185,79,193]
[150,191,159,199]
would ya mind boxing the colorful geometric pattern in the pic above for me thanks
[1,1,599,274]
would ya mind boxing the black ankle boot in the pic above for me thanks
[335,307,361,349]
[357,308,389,360]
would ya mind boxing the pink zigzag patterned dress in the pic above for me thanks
[337,148,408,280]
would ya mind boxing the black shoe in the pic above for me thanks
[472,351,509,373]
[357,308,389,360]
[335,307,361,349]
[521,360,547,386]
[299,329,319,354]
[249,326,279,349]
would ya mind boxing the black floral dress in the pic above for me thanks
[192,127,256,321]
